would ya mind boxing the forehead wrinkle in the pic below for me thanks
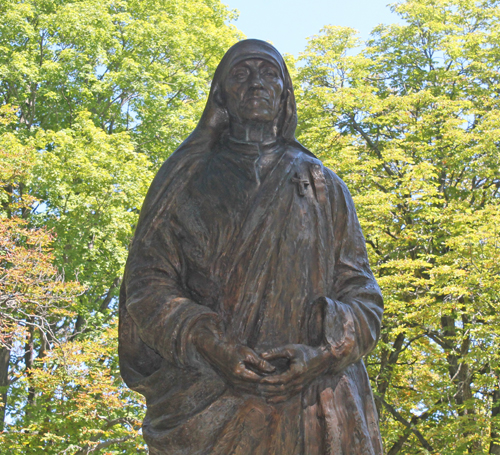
[231,58,280,71]
[225,53,284,76]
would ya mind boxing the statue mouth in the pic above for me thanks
[244,95,270,105]
[245,89,270,102]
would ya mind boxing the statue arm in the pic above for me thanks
[124,223,222,368]
[321,171,384,372]
[125,218,276,393]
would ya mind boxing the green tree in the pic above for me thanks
[0,0,242,451]
[2,326,145,454]
[295,1,500,453]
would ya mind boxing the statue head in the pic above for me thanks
[189,39,298,146]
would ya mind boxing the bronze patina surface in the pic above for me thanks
[119,39,384,455]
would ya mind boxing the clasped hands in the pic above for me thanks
[191,324,334,403]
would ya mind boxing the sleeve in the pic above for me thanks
[124,217,222,368]
[316,171,384,372]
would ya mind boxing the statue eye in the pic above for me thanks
[232,68,249,81]
[261,67,279,78]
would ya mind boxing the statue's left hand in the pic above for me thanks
[259,344,334,403]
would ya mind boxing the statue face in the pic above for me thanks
[224,58,284,123]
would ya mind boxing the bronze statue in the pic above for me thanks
[119,39,384,454]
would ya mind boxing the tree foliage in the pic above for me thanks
[295,0,500,453]
[0,0,241,452]
[3,327,145,454]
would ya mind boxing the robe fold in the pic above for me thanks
[119,135,384,454]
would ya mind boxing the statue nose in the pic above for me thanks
[249,73,264,88]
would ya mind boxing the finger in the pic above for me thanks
[266,386,302,403]
[260,370,294,385]
[268,397,285,404]
[267,393,292,404]
[259,381,301,397]
[258,382,287,396]
[286,374,306,387]
[235,383,259,395]
[235,367,262,383]
[244,352,276,374]
[261,346,293,361]
[302,383,319,408]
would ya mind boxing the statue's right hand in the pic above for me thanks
[191,323,275,393]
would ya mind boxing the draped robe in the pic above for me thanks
[119,135,384,454]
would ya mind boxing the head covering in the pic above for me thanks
[181,39,300,151]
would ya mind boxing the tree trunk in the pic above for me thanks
[387,430,412,455]
[490,380,500,454]
[375,332,406,418]
[0,346,11,431]
[24,325,35,407]
[442,315,480,452]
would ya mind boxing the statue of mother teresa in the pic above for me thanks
[119,39,384,455]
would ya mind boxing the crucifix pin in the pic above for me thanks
[291,172,310,196]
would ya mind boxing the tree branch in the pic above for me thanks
[374,394,435,453]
